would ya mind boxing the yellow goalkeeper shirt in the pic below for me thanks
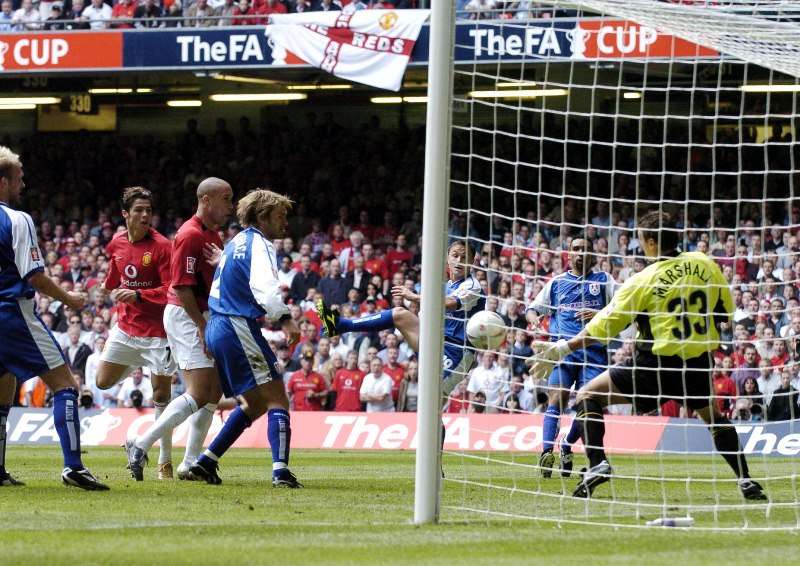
[584,251,734,360]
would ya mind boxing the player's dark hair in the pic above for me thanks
[637,211,679,253]
[121,186,153,212]
[448,239,474,264]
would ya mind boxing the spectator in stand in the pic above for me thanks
[344,254,370,299]
[343,0,367,12]
[277,255,298,291]
[446,380,470,413]
[134,0,164,28]
[382,346,405,403]
[464,0,497,21]
[43,3,65,29]
[733,377,764,421]
[286,349,328,411]
[372,211,398,250]
[258,0,288,20]
[360,358,394,412]
[467,352,507,414]
[339,230,365,272]
[163,0,183,27]
[290,255,321,303]
[12,0,42,30]
[757,359,781,407]
[396,360,418,412]
[117,368,154,408]
[767,368,800,421]
[470,391,487,413]
[313,0,340,11]
[385,234,412,278]
[216,0,238,25]
[232,0,257,23]
[329,224,349,256]
[352,210,374,243]
[318,258,349,308]
[0,1,13,31]
[731,343,760,393]
[712,356,737,416]
[83,336,106,405]
[65,325,93,377]
[292,0,311,11]
[186,0,217,26]
[303,218,329,257]
[504,375,532,412]
[331,351,364,411]
[111,0,136,28]
[361,243,388,293]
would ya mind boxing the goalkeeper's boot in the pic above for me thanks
[189,458,222,486]
[61,467,110,491]
[739,478,767,501]
[273,469,304,489]
[125,439,148,482]
[0,472,24,486]
[316,299,340,338]
[572,460,612,498]
[538,450,555,479]
[559,443,574,478]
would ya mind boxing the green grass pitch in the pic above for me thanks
[0,446,797,565]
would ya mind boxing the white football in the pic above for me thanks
[466,310,507,350]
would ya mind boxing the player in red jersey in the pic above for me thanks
[127,178,233,481]
[331,350,365,411]
[95,187,177,479]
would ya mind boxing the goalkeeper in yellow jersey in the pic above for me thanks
[529,211,766,501]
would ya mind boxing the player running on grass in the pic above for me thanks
[0,146,107,490]
[127,178,232,481]
[188,189,303,487]
[526,237,616,478]
[317,240,483,400]
[529,211,767,500]
[95,187,177,479]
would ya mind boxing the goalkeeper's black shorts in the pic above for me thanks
[608,350,714,413]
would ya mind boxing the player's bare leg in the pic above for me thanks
[94,361,129,391]
[40,364,109,490]
[318,300,420,351]
[0,372,23,486]
[694,405,767,500]
[191,379,301,487]
[151,373,174,479]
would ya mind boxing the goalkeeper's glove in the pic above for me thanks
[525,339,572,380]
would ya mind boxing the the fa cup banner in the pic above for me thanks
[265,10,429,91]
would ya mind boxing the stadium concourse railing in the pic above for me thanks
[0,8,586,32]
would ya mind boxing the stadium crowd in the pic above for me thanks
[4,112,800,424]
[0,0,571,30]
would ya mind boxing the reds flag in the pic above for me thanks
[266,10,430,91]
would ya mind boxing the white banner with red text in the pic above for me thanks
[265,10,429,91]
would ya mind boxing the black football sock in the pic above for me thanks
[577,399,607,468]
[710,417,750,479]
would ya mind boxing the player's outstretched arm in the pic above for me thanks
[29,271,85,311]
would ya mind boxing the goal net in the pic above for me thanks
[438,0,800,530]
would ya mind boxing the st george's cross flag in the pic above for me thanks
[265,10,430,92]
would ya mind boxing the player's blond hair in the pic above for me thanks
[0,146,22,180]
[237,188,294,228]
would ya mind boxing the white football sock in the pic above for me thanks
[182,403,216,466]
[154,402,172,465]
[136,393,198,453]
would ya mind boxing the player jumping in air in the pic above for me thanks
[529,211,767,501]
[526,237,616,478]
[95,187,177,479]
[317,240,483,402]
[189,189,303,487]
[127,178,233,481]
[0,146,108,490]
